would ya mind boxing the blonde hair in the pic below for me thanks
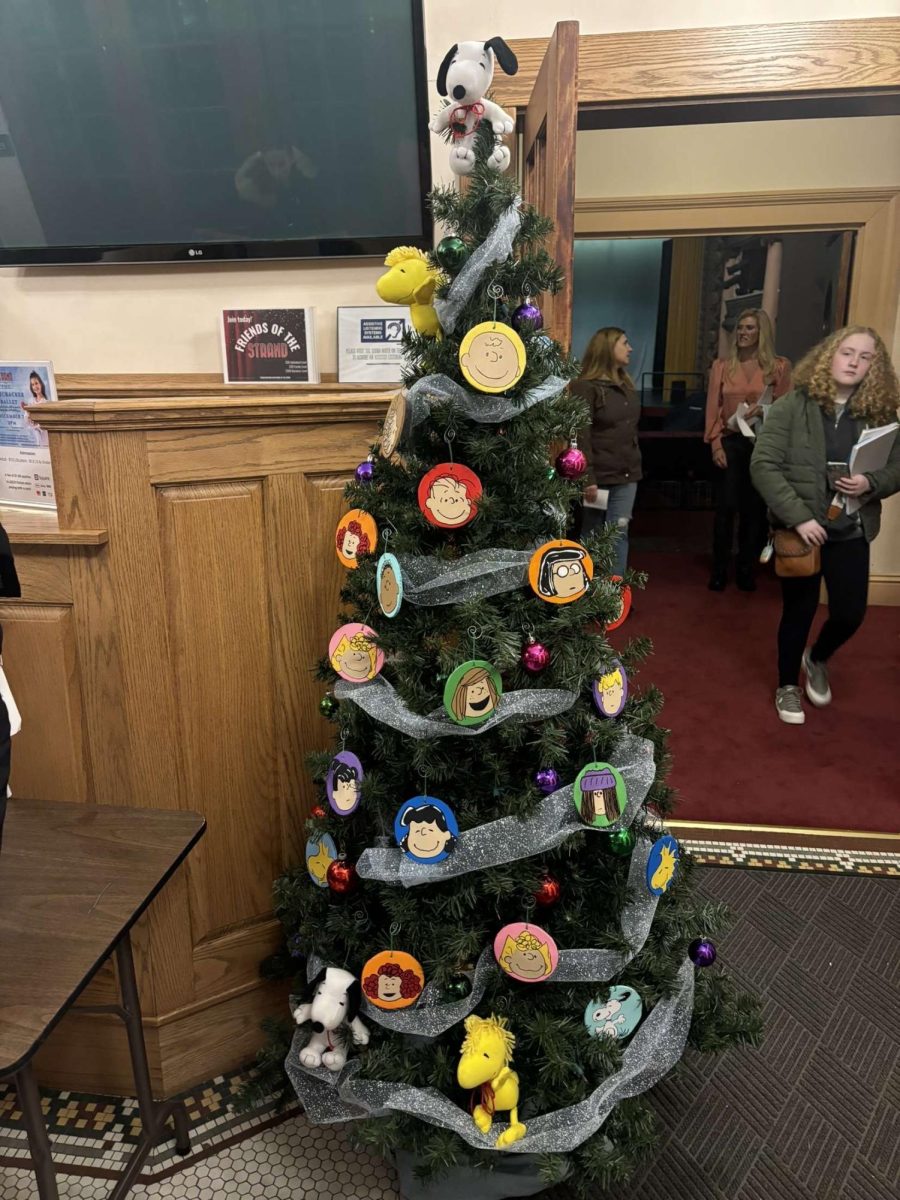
[793,325,900,423]
[579,327,635,390]
[499,930,552,977]
[726,308,778,382]
[330,632,377,677]
[599,667,623,692]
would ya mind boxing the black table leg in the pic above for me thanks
[14,1062,59,1200]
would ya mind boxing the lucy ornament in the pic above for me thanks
[534,767,559,794]
[511,301,543,332]
[555,440,588,480]
[521,636,550,673]
[434,236,469,274]
[326,858,359,895]
[457,1014,526,1147]
[689,938,717,967]
[533,874,561,908]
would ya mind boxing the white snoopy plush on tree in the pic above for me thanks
[430,38,519,176]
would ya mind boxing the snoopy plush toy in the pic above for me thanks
[293,965,369,1071]
[431,38,519,176]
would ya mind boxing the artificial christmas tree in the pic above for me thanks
[260,87,760,1200]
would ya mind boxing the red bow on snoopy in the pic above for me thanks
[449,102,485,140]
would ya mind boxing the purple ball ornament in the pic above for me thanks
[534,767,559,794]
[355,458,375,484]
[688,938,717,967]
[512,301,543,333]
[522,637,551,673]
[555,440,588,480]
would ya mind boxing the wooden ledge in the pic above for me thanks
[0,506,108,546]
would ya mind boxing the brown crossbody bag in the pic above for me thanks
[772,529,821,578]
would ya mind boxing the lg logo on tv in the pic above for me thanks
[188,248,203,257]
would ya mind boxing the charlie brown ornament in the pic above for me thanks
[418,463,482,529]
[335,509,378,569]
[361,950,425,1010]
[394,796,459,864]
[459,321,527,394]
[528,539,594,605]
[494,923,558,983]
[443,660,502,726]
[328,623,383,683]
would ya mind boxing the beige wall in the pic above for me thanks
[1,0,896,374]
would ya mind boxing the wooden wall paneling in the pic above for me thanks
[192,919,284,1004]
[491,18,900,108]
[0,603,89,804]
[156,481,279,939]
[6,546,72,603]
[664,238,706,376]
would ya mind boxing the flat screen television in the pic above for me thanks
[0,0,432,265]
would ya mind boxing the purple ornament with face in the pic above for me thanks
[688,938,717,967]
[534,767,559,794]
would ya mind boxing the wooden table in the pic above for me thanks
[0,800,206,1199]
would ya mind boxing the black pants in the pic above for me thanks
[712,435,767,575]
[777,537,870,687]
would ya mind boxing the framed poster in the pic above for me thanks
[220,308,319,384]
[0,361,57,508]
[338,306,410,384]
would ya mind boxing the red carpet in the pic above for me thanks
[618,548,900,833]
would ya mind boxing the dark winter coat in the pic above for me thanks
[750,388,900,543]
[571,377,642,488]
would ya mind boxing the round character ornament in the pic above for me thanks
[305,833,338,888]
[528,539,594,605]
[584,986,643,1040]
[361,950,425,1010]
[418,463,482,530]
[335,509,378,569]
[443,660,502,726]
[592,660,628,718]
[376,552,403,619]
[325,751,363,817]
[394,796,459,864]
[605,576,633,631]
[574,762,627,828]
[494,923,558,983]
[647,835,679,896]
[379,389,407,458]
[459,321,527,394]
[328,623,383,683]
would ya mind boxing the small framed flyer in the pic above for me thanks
[221,308,319,384]
[0,361,58,508]
[338,306,410,384]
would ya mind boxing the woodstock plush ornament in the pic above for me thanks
[457,1013,527,1148]
[431,38,519,176]
[293,966,369,1072]
[375,246,442,337]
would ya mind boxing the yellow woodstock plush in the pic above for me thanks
[375,247,442,338]
[457,1013,527,1149]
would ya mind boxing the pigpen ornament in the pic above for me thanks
[647,835,680,896]
[328,622,383,683]
[335,509,378,569]
[494,922,558,983]
[361,950,425,1010]
[432,39,519,176]
[376,552,403,619]
[528,539,594,605]
[593,660,629,718]
[305,833,338,888]
[459,320,527,394]
[418,463,482,529]
[443,659,502,726]
[379,390,407,458]
[325,751,363,817]
[394,796,459,864]
[375,247,442,337]
[584,986,643,1041]
[574,762,627,828]
[293,966,369,1072]
[457,1014,527,1148]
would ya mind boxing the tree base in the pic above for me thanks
[393,1150,569,1200]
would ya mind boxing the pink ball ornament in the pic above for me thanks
[522,638,551,673]
[555,443,588,480]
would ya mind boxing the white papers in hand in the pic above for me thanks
[845,423,898,513]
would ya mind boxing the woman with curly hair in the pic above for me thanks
[751,326,900,725]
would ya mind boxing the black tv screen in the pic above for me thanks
[0,0,431,265]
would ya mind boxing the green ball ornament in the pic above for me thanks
[434,236,469,273]
[319,694,339,718]
[546,467,557,480]
[606,827,636,857]
[443,974,471,1001]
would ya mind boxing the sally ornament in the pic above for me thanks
[459,321,526,394]
[494,923,558,983]
[328,623,383,683]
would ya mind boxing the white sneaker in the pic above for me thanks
[802,650,832,707]
[775,686,805,725]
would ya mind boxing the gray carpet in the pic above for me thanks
[608,866,899,1199]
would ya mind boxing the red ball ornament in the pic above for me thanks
[555,442,588,480]
[310,805,326,819]
[522,638,551,673]
[326,858,359,895]
[534,875,561,907]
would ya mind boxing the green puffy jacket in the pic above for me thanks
[750,388,900,543]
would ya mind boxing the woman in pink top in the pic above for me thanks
[705,308,791,591]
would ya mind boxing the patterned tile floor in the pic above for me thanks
[2,856,898,1199]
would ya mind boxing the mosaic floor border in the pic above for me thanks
[680,837,900,877]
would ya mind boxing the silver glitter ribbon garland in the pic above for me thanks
[396,547,534,607]
[358,733,655,887]
[433,201,523,334]
[405,372,568,429]
[335,676,576,740]
[284,959,695,1152]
